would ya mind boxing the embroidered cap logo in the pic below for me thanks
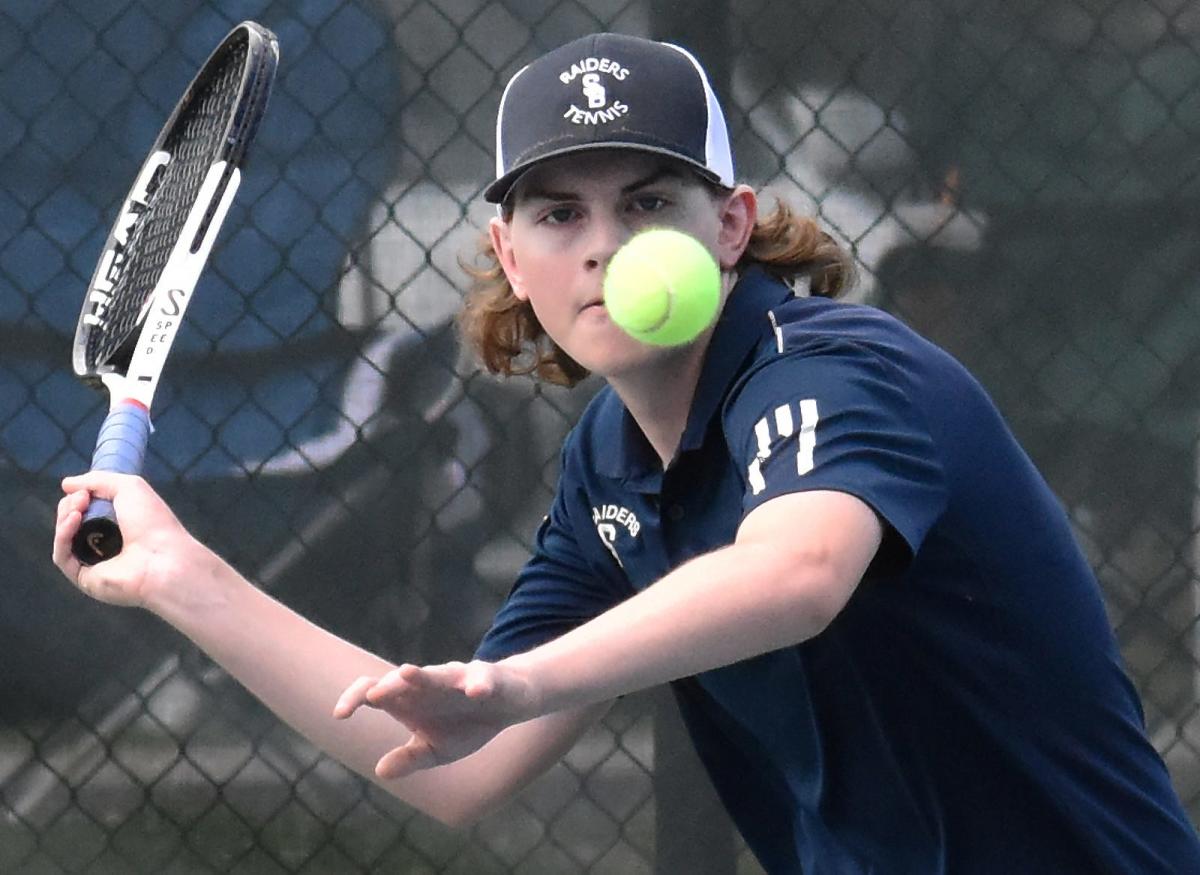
[560,56,630,126]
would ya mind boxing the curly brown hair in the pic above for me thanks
[458,194,855,388]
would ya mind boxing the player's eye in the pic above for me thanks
[628,193,668,213]
[540,206,579,225]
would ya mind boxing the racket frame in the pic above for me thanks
[69,21,278,564]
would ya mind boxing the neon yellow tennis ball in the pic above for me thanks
[603,228,721,346]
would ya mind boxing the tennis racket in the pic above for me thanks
[70,21,279,565]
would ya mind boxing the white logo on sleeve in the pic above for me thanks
[747,399,819,495]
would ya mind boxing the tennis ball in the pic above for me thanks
[603,228,721,346]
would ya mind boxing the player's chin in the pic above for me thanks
[559,310,672,371]
[574,336,669,378]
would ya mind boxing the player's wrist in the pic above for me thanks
[141,536,240,621]
[497,650,564,718]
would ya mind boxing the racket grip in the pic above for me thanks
[71,401,151,566]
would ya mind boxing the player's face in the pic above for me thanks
[489,151,743,379]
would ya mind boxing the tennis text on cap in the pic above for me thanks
[560,56,630,126]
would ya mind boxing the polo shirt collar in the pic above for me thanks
[594,267,794,484]
[679,266,792,452]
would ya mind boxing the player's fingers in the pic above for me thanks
[364,662,473,709]
[72,559,148,608]
[51,508,83,575]
[75,565,108,599]
[398,662,439,685]
[375,737,439,779]
[463,661,496,699]
[364,664,422,701]
[400,662,429,679]
[404,661,470,690]
[61,471,139,501]
[333,675,380,719]
[56,489,89,523]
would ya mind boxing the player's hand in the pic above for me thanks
[333,660,542,778]
[52,472,195,609]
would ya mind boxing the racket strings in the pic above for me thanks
[85,39,249,370]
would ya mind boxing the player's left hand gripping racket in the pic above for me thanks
[70,21,278,565]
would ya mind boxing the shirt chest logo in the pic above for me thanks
[591,503,641,568]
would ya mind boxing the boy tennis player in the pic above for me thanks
[55,33,1200,873]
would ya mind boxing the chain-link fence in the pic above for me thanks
[1,0,1198,872]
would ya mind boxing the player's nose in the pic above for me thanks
[582,212,631,274]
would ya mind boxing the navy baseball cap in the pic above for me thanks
[485,33,735,204]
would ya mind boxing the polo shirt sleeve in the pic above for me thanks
[723,339,947,565]
[474,472,633,662]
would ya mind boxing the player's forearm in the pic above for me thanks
[503,538,853,715]
[148,543,388,750]
[141,542,467,821]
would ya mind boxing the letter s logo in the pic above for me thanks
[581,73,606,109]
[161,288,186,317]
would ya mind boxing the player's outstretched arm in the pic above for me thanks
[339,489,882,777]
[52,472,607,827]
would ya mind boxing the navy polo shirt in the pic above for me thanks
[476,267,1200,873]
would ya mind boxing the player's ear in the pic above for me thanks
[714,185,757,270]
[488,216,528,301]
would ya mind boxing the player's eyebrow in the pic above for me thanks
[620,167,686,194]
[518,166,687,205]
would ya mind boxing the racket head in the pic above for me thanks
[72,20,279,387]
